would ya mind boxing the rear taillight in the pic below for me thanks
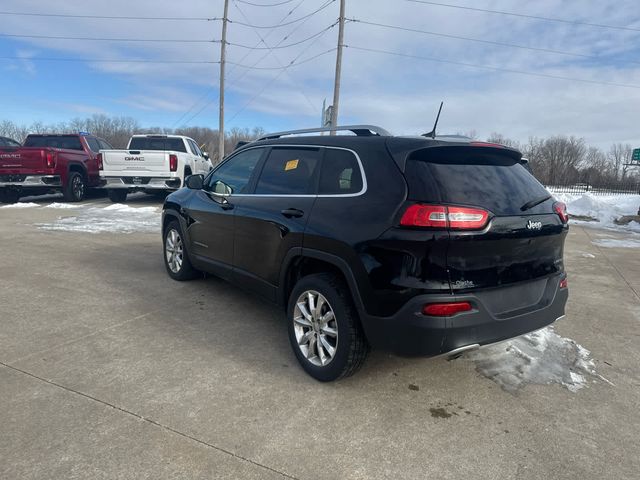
[45,152,56,169]
[169,154,178,172]
[469,141,505,148]
[97,153,103,170]
[553,201,568,224]
[559,277,568,289]
[423,302,472,316]
[400,204,489,230]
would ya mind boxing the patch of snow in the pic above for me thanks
[592,238,640,249]
[580,253,596,258]
[37,204,160,234]
[0,202,39,209]
[465,326,604,393]
[44,203,76,209]
[548,191,640,233]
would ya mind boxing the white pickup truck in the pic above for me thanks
[99,134,212,202]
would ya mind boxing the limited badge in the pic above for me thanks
[284,159,299,171]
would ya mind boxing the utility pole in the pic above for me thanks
[218,0,230,162]
[330,0,345,135]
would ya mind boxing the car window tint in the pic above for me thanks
[98,139,113,150]
[86,138,100,152]
[128,137,187,153]
[255,148,320,195]
[24,135,84,151]
[319,149,363,194]
[207,148,263,194]
[0,137,20,147]
[190,140,203,157]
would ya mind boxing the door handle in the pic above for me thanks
[281,208,304,218]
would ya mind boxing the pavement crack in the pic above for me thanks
[0,361,299,480]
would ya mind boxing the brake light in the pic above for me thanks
[169,154,178,172]
[45,152,56,169]
[469,141,505,148]
[423,302,472,316]
[97,153,103,170]
[559,277,568,289]
[400,204,489,230]
[553,201,568,224]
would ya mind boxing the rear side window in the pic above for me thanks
[86,138,100,152]
[255,147,320,195]
[98,139,113,150]
[406,149,550,215]
[128,137,187,153]
[319,149,363,195]
[207,148,263,195]
[24,135,83,151]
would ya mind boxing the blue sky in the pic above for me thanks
[1,0,640,147]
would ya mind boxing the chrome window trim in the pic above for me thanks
[210,144,367,198]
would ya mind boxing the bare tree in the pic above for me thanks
[608,143,633,180]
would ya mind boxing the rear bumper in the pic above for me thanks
[360,274,568,357]
[0,175,62,188]
[99,176,181,191]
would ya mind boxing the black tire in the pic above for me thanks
[108,189,128,203]
[0,189,20,204]
[163,220,198,281]
[287,273,369,381]
[62,172,85,202]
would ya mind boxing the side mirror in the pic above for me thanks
[202,152,210,160]
[186,174,204,190]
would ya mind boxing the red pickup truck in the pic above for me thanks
[0,133,113,203]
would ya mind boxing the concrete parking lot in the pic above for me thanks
[1,195,639,480]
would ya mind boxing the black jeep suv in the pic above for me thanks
[161,125,569,381]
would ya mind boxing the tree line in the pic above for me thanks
[0,115,265,164]
[1,115,638,185]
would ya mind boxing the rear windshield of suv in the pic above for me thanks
[405,148,550,216]
[24,135,84,151]
[128,137,187,153]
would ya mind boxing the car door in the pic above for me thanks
[187,139,207,175]
[184,147,266,280]
[232,146,321,302]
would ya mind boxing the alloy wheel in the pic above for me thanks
[293,290,339,366]
[165,229,184,273]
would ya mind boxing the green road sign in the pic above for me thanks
[633,148,640,162]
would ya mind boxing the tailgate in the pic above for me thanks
[404,146,568,292]
[101,150,169,174]
[0,148,48,174]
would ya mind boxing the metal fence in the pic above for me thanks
[545,182,640,196]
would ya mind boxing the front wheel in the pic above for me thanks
[287,273,369,381]
[107,189,128,203]
[63,172,85,202]
[163,221,198,280]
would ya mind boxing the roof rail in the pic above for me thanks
[256,124,392,141]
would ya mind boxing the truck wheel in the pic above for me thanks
[163,220,198,280]
[108,190,127,203]
[0,189,20,204]
[63,172,85,202]
[287,273,369,381]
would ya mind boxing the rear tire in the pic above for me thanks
[108,189,128,203]
[163,220,198,280]
[63,172,85,202]
[287,273,369,381]
[0,189,20,204]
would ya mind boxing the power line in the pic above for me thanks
[348,19,640,65]
[227,47,335,70]
[236,0,294,6]
[0,11,218,21]
[0,56,218,64]
[403,0,640,33]
[229,0,335,29]
[173,0,310,127]
[0,32,217,43]
[345,45,640,90]
[229,22,336,50]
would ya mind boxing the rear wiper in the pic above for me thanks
[520,194,551,212]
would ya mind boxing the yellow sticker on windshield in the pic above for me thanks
[285,159,299,171]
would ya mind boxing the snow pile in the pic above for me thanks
[549,191,640,232]
[37,204,160,234]
[465,327,605,393]
[0,202,39,209]
[592,238,640,249]
[45,202,77,209]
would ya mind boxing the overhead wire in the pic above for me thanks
[403,0,640,33]
[229,0,335,29]
[0,56,218,64]
[344,45,640,90]
[176,0,311,127]
[0,11,218,21]
[0,32,217,43]
[348,18,640,65]
[236,0,294,6]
